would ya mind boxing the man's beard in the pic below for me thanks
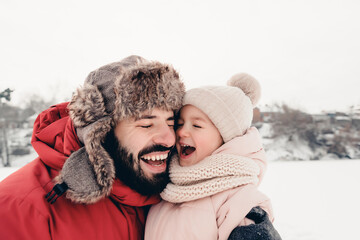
[102,130,171,196]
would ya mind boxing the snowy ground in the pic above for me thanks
[259,159,360,240]
[1,153,359,239]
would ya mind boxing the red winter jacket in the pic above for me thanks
[0,102,160,240]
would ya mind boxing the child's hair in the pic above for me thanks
[183,73,261,143]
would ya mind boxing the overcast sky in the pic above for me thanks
[1,0,360,113]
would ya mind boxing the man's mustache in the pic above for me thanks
[138,145,174,159]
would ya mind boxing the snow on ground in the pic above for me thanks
[1,156,359,239]
[259,159,360,240]
[0,148,37,181]
[263,135,316,161]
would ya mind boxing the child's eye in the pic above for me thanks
[140,125,152,128]
[193,125,202,128]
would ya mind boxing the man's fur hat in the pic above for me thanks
[49,56,185,204]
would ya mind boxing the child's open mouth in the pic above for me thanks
[180,144,196,158]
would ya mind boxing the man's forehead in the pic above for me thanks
[134,108,174,121]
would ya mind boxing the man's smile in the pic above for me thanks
[140,151,170,167]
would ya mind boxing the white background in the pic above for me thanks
[1,0,360,113]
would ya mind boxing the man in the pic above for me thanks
[0,55,185,240]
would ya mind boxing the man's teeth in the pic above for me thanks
[142,154,168,161]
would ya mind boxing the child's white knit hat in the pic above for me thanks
[183,73,261,143]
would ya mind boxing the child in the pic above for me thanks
[145,73,280,240]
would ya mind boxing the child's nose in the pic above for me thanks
[176,125,189,138]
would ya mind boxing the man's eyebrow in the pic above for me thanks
[135,115,175,121]
[135,115,156,121]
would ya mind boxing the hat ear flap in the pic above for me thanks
[227,73,261,107]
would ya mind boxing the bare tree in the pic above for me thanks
[0,88,14,167]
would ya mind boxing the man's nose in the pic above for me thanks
[153,124,176,147]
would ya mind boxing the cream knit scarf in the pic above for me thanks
[160,153,260,203]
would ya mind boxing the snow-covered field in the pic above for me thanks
[1,153,359,239]
[260,159,360,240]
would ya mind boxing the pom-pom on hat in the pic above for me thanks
[183,73,261,143]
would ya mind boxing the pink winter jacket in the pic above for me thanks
[145,127,273,240]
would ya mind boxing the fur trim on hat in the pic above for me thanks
[113,61,185,123]
[69,56,184,127]
[69,83,109,128]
